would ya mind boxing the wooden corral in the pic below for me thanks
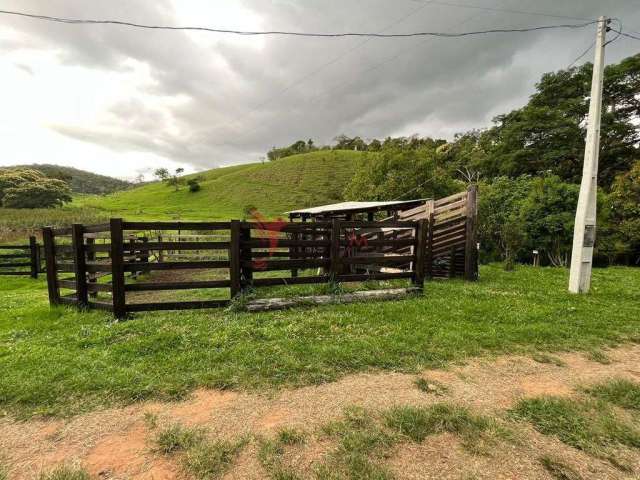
[41,186,477,318]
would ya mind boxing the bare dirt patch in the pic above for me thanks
[3,344,640,479]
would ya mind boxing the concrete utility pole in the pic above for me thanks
[569,16,609,294]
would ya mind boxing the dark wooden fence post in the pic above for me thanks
[110,218,126,318]
[464,184,478,281]
[239,223,252,289]
[229,220,242,298]
[42,227,60,306]
[449,246,457,278]
[426,212,435,280]
[71,224,88,308]
[330,218,341,280]
[29,235,38,279]
[412,219,427,289]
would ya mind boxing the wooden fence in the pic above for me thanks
[41,187,477,318]
[0,236,40,278]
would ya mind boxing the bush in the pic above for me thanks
[187,179,201,192]
[0,168,72,208]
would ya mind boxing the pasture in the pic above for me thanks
[1,264,639,419]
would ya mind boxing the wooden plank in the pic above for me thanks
[0,262,31,268]
[251,276,329,287]
[117,241,231,252]
[42,227,60,305]
[126,300,230,312]
[245,258,329,271]
[57,279,76,289]
[110,218,127,319]
[434,198,466,214]
[426,212,434,280]
[244,238,329,248]
[0,271,31,276]
[246,287,421,312]
[122,260,229,272]
[122,221,231,230]
[87,283,112,293]
[0,253,30,258]
[51,226,73,236]
[229,220,241,298]
[0,245,29,249]
[341,220,417,228]
[341,255,414,265]
[125,280,230,292]
[58,296,77,305]
[83,223,111,234]
[434,191,467,207]
[246,221,331,232]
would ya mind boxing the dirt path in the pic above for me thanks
[3,344,640,479]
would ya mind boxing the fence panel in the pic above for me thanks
[0,236,41,277]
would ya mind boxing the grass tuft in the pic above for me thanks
[143,411,159,429]
[154,423,207,454]
[539,455,582,480]
[511,396,640,463]
[585,350,611,365]
[584,379,640,411]
[277,428,306,446]
[414,377,449,395]
[37,466,91,480]
[384,403,492,446]
[532,353,566,367]
[184,437,248,480]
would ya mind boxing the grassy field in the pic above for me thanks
[76,150,368,220]
[1,264,639,419]
[0,150,368,243]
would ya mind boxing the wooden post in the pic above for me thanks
[330,218,341,280]
[42,227,60,306]
[240,223,252,289]
[71,224,88,308]
[426,212,435,280]
[412,219,427,289]
[29,235,38,279]
[464,184,478,281]
[229,220,242,298]
[110,218,126,319]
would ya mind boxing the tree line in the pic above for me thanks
[271,54,640,266]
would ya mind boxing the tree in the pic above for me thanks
[0,168,71,208]
[474,54,640,187]
[187,178,201,193]
[154,168,169,181]
[607,160,640,264]
[343,142,461,202]
[517,175,579,266]
[477,176,531,268]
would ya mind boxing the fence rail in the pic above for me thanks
[41,186,477,318]
[0,236,41,278]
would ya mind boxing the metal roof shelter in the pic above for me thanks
[286,199,427,221]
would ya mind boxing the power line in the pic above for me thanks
[0,9,598,38]
[567,40,595,68]
[407,0,593,22]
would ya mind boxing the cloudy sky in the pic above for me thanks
[0,1,638,180]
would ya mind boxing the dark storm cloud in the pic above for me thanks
[1,0,639,168]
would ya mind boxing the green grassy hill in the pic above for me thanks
[78,150,368,220]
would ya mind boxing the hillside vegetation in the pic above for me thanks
[23,164,132,194]
[79,150,368,220]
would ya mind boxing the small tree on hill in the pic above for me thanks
[0,168,71,208]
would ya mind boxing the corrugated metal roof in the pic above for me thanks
[286,199,425,215]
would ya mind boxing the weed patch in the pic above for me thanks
[511,396,640,464]
[184,438,248,479]
[154,423,207,454]
[37,466,91,480]
[539,455,582,480]
[585,379,640,411]
[532,353,566,367]
[414,377,449,395]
